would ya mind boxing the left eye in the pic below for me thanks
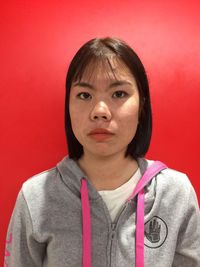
[112,91,128,98]
[76,92,92,100]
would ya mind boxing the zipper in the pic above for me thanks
[109,202,129,267]
[109,223,116,267]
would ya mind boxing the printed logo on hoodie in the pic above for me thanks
[144,216,168,248]
[4,233,12,267]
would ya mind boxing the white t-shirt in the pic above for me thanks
[98,168,141,222]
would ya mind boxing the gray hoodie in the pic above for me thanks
[4,156,200,267]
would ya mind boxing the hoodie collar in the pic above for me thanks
[57,156,101,200]
[56,155,152,201]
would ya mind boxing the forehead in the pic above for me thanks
[76,56,136,84]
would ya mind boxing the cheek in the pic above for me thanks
[69,105,79,132]
[116,102,139,140]
[69,104,87,140]
[70,113,81,132]
[118,101,139,124]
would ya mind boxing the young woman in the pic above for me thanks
[5,37,200,267]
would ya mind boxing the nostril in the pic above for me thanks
[93,115,108,120]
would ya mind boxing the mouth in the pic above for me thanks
[88,128,114,141]
[89,128,114,135]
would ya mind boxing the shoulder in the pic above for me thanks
[160,167,191,189]
[141,158,191,186]
[140,158,196,200]
[160,168,199,211]
[22,167,57,192]
[21,166,59,207]
[159,167,199,206]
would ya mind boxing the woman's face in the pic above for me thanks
[69,58,140,159]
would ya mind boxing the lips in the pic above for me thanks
[89,128,114,135]
[88,128,114,141]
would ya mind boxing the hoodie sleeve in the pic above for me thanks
[4,190,46,267]
[172,183,200,267]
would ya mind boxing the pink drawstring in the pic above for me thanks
[136,189,145,267]
[81,179,91,267]
[128,161,167,267]
[81,161,167,267]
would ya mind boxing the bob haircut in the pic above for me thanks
[65,37,152,160]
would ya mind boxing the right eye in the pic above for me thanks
[76,92,92,100]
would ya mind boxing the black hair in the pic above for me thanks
[65,37,152,160]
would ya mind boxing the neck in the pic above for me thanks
[77,152,138,191]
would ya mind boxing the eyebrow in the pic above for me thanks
[73,80,133,89]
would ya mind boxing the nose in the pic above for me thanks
[90,101,112,121]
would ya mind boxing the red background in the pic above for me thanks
[1,0,200,264]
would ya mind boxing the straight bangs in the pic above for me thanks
[70,54,124,87]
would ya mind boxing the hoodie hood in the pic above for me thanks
[56,156,151,200]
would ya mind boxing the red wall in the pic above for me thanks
[1,0,200,264]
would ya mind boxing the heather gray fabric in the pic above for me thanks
[5,156,200,267]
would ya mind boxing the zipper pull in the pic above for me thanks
[111,223,116,240]
[111,223,116,231]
